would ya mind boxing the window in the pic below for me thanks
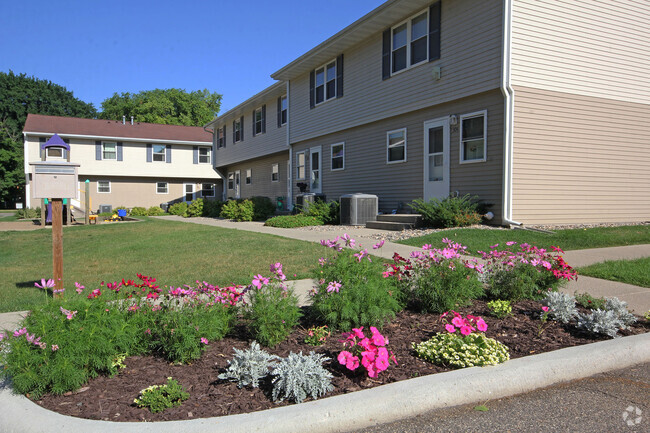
[245,168,252,184]
[156,182,168,194]
[46,147,66,159]
[153,144,166,162]
[387,128,407,163]
[233,117,243,143]
[315,60,336,104]
[217,126,226,149]
[296,152,306,180]
[460,111,487,163]
[97,180,110,193]
[271,163,279,182]
[202,183,215,197]
[253,106,266,136]
[382,3,440,80]
[199,147,211,164]
[278,95,287,126]
[331,143,345,171]
[227,172,234,190]
[102,142,117,160]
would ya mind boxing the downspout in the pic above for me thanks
[203,123,227,201]
[499,0,522,227]
[286,80,293,210]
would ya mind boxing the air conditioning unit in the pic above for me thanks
[296,193,326,212]
[340,193,378,226]
[98,204,112,214]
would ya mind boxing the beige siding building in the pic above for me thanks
[23,114,221,212]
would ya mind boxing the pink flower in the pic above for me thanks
[375,356,390,371]
[460,325,474,336]
[251,274,269,289]
[0,332,5,342]
[59,306,77,320]
[541,306,549,312]
[87,288,101,299]
[338,351,356,368]
[34,278,55,290]
[318,257,326,267]
[369,327,387,346]
[445,323,457,333]
[326,281,342,293]
[476,319,488,332]
[451,316,465,327]
[201,337,209,345]
[352,327,365,339]
[373,240,385,249]
[51,344,59,351]
[490,244,499,250]
[75,282,84,294]
[506,241,517,246]
[422,244,433,250]
[346,356,360,370]
[341,233,355,247]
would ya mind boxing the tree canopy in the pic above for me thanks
[0,71,97,205]
[99,88,222,127]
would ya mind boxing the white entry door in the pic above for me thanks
[183,183,195,202]
[310,146,322,194]
[423,117,450,201]
[234,170,241,199]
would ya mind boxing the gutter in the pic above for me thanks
[499,0,522,227]
[286,81,293,210]
[202,124,228,200]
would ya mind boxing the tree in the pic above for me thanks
[0,71,97,206]
[99,88,222,127]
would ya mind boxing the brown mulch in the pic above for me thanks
[35,300,649,422]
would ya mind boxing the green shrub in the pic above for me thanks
[250,196,276,221]
[264,215,324,228]
[486,300,513,319]
[574,292,606,310]
[133,377,189,413]
[130,207,147,216]
[168,202,188,217]
[98,212,114,218]
[16,207,41,219]
[245,281,302,347]
[186,198,203,217]
[409,194,482,228]
[203,199,224,217]
[413,333,510,368]
[305,200,339,225]
[146,206,166,216]
[218,341,279,388]
[485,264,559,301]
[311,246,402,331]
[220,199,254,221]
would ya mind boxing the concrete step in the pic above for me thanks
[376,214,422,226]
[365,220,415,231]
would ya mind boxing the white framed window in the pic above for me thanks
[199,147,211,164]
[227,172,234,190]
[387,128,407,163]
[331,142,345,171]
[315,60,337,105]
[102,141,117,160]
[217,127,226,149]
[392,9,428,74]
[97,180,111,193]
[46,147,66,160]
[253,106,265,135]
[153,144,166,162]
[280,96,287,125]
[245,168,252,184]
[156,182,168,194]
[296,151,306,180]
[202,183,215,197]
[271,163,279,182]
[460,111,487,163]
[233,118,242,143]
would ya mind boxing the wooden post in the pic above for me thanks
[52,198,64,298]
[84,180,90,225]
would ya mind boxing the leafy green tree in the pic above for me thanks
[0,71,97,205]
[99,88,221,126]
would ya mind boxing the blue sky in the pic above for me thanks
[1,0,385,115]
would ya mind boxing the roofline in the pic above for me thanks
[204,81,286,128]
[23,131,211,146]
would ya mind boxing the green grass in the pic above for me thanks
[0,217,328,313]
[0,210,19,221]
[398,225,650,252]
[578,257,650,288]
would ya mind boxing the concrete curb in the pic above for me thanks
[1,332,648,433]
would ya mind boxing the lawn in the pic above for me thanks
[0,217,328,313]
[578,257,650,288]
[0,210,18,221]
[397,225,650,252]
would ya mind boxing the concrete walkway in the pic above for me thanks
[1,217,649,432]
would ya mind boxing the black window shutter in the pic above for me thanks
[261,104,266,133]
[429,1,441,62]
[252,110,256,136]
[277,97,282,127]
[336,54,344,97]
[95,140,102,160]
[223,125,226,148]
[240,116,244,141]
[232,121,236,143]
[117,142,123,161]
[166,145,172,164]
[382,29,391,80]
[146,143,152,162]
[193,146,198,164]
[309,71,315,109]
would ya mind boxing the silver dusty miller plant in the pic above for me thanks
[576,297,637,338]
[542,291,578,324]
[271,351,334,403]
[218,341,279,388]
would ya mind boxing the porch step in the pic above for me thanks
[366,221,415,231]
[375,214,423,226]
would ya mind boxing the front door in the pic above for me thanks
[310,146,322,194]
[184,183,195,202]
[423,117,450,201]
[234,170,241,199]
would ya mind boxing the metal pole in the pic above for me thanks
[52,198,63,298]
